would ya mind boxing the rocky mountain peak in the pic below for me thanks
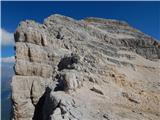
[11,14,160,120]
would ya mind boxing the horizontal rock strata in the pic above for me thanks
[12,14,160,120]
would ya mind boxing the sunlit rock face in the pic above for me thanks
[11,14,160,120]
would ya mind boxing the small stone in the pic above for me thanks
[89,77,95,83]
[90,84,104,95]
[103,114,110,120]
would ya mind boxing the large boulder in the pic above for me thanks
[55,70,83,91]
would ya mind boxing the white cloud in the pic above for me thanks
[1,56,15,63]
[0,28,14,46]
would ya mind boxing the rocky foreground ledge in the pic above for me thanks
[11,14,160,120]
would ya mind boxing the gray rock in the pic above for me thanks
[43,91,79,120]
[50,108,63,120]
[11,76,52,119]
[91,84,104,95]
[56,70,83,91]
[15,60,53,78]
[11,14,160,120]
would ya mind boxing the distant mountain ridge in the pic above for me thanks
[1,62,14,120]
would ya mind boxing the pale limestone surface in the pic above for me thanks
[11,14,160,120]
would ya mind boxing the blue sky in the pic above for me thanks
[1,1,160,58]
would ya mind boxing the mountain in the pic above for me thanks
[11,14,160,120]
[1,62,14,120]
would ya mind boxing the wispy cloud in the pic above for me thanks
[0,28,14,46]
[1,56,15,63]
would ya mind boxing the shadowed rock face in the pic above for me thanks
[11,14,160,120]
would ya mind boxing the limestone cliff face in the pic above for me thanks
[11,14,160,120]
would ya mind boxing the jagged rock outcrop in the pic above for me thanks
[11,14,160,120]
